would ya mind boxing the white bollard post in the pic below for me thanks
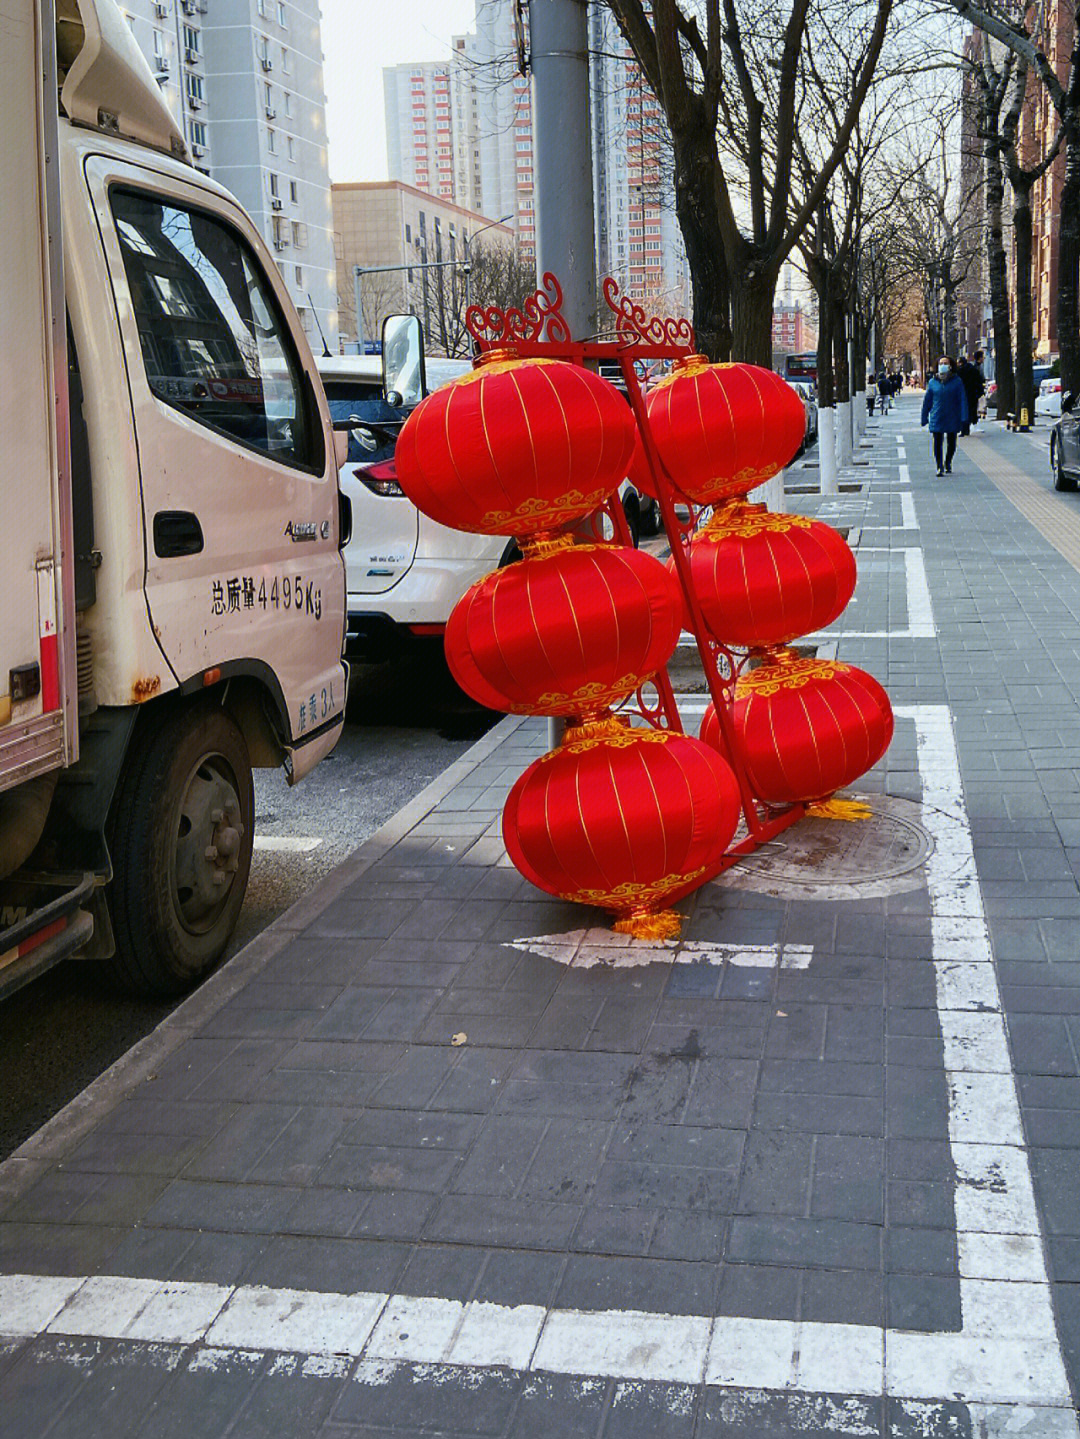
[819,406,838,495]
[836,399,852,467]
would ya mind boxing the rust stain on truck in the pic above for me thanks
[132,675,161,702]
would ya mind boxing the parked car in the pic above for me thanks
[321,329,648,662]
[1036,376,1063,418]
[1050,390,1080,492]
[790,380,818,448]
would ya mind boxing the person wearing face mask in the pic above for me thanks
[920,356,969,475]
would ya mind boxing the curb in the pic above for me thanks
[0,711,528,1195]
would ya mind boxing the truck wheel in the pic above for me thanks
[105,704,254,997]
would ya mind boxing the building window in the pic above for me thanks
[280,44,289,72]
[291,220,307,248]
[294,265,303,287]
[264,81,273,110]
[515,141,531,151]
[283,91,292,117]
[277,1,286,24]
[289,179,298,203]
[256,0,266,14]
[183,23,199,54]
[267,127,276,153]
[287,136,294,160]
[153,26,165,56]
[269,171,279,197]
[184,71,203,105]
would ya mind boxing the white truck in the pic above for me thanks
[0,0,347,997]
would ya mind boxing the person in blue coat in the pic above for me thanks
[921,356,969,475]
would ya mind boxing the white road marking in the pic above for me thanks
[900,490,918,529]
[0,708,1075,1424]
[504,933,813,971]
[252,836,323,854]
[899,463,910,485]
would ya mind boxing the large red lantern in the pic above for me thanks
[503,716,741,937]
[728,650,893,804]
[445,537,683,718]
[395,350,637,537]
[646,358,806,505]
[677,504,856,648]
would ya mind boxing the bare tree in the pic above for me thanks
[602,0,896,363]
[943,0,1080,390]
[1001,59,1064,419]
[466,242,538,316]
[967,34,1017,416]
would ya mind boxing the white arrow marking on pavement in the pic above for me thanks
[504,932,813,971]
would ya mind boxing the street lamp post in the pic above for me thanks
[351,259,469,355]
[463,214,513,320]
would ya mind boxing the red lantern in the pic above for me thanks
[503,716,741,937]
[395,350,637,537]
[646,358,806,505]
[698,702,734,768]
[445,537,683,718]
[677,503,856,647]
[730,650,893,804]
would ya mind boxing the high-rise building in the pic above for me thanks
[589,6,688,307]
[381,1,686,300]
[118,0,338,346]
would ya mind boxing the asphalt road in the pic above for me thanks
[0,642,500,1160]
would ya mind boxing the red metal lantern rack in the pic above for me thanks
[465,273,805,875]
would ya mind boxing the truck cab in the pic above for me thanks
[0,0,346,996]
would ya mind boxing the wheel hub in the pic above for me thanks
[173,759,246,932]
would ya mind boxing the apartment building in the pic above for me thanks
[1021,0,1071,359]
[772,301,815,357]
[381,0,686,301]
[119,0,338,345]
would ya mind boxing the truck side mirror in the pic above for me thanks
[382,314,425,411]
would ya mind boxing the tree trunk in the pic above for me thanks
[832,298,850,404]
[1013,181,1036,423]
[671,129,732,361]
[1059,120,1080,395]
[985,126,1014,417]
[729,263,778,366]
[815,264,834,407]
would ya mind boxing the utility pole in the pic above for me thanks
[531,0,596,339]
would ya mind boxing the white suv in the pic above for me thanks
[319,352,512,662]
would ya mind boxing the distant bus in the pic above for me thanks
[782,352,817,382]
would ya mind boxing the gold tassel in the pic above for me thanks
[613,908,683,940]
[805,797,874,821]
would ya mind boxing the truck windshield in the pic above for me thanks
[110,188,318,469]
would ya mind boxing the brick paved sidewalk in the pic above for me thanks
[2,399,1080,1437]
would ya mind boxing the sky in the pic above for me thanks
[322,0,476,184]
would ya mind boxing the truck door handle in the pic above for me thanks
[153,511,204,557]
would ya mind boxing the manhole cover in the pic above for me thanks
[717,794,935,899]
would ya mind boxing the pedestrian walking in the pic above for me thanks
[956,355,984,436]
[877,368,891,414]
[920,356,969,475]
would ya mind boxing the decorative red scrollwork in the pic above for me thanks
[465,272,573,348]
[601,277,696,352]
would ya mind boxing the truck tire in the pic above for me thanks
[104,703,254,997]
